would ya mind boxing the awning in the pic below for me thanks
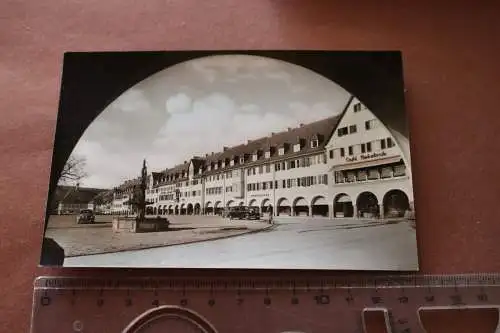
[312,196,327,205]
[330,156,402,172]
[336,194,352,203]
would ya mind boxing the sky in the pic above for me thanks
[65,54,351,188]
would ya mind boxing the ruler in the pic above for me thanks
[31,274,500,333]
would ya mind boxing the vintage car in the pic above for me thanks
[76,209,95,224]
[227,206,261,220]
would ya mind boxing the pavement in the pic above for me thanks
[62,217,419,270]
[45,215,273,257]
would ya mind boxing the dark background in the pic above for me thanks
[48,50,407,232]
[1,1,499,332]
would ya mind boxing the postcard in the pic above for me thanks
[40,50,418,270]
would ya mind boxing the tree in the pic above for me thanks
[59,155,88,185]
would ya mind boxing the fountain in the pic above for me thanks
[112,159,170,233]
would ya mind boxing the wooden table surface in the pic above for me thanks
[1,1,499,332]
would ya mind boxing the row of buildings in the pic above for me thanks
[93,96,414,220]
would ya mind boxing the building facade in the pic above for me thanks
[113,96,414,220]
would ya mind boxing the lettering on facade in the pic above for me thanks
[345,151,387,163]
[360,151,387,160]
[250,194,270,198]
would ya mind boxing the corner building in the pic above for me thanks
[115,95,414,220]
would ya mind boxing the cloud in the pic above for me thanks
[112,89,151,113]
[240,104,260,113]
[166,93,192,114]
[70,55,351,188]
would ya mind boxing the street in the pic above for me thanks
[63,218,419,270]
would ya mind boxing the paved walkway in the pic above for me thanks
[45,215,272,257]
[63,217,418,270]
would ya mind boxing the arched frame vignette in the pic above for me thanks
[45,51,410,235]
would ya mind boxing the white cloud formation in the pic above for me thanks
[112,89,151,113]
[67,55,351,188]
[165,93,192,114]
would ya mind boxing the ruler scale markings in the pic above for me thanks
[31,275,500,333]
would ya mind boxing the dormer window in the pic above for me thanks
[311,139,319,148]
[214,163,218,170]
[230,158,235,166]
[252,152,258,162]
[293,143,301,152]
[278,147,285,156]
[222,160,226,168]
[265,150,271,158]
[240,156,245,164]
[207,164,211,171]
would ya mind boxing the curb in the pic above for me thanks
[64,223,277,258]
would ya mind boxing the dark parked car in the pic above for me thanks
[76,209,95,224]
[227,206,261,220]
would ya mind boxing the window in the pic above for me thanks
[335,171,344,184]
[381,167,392,178]
[293,143,301,152]
[365,119,377,130]
[282,180,286,188]
[278,147,285,155]
[253,168,256,175]
[290,160,296,169]
[311,139,318,148]
[287,179,291,188]
[247,184,251,191]
[346,172,356,182]
[357,170,367,181]
[380,139,386,150]
[387,137,395,148]
[349,125,357,134]
[265,164,271,173]
[340,148,345,157]
[263,182,267,190]
[257,183,261,190]
[265,151,270,158]
[337,127,348,137]
[353,102,362,112]
[366,142,372,152]
[361,143,366,153]
[394,164,406,177]
[270,181,273,189]
[348,146,354,156]
[329,149,334,159]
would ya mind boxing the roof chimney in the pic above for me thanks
[205,153,209,157]
[270,132,275,136]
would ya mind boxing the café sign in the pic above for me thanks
[345,151,387,163]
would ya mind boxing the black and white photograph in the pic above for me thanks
[41,51,418,270]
